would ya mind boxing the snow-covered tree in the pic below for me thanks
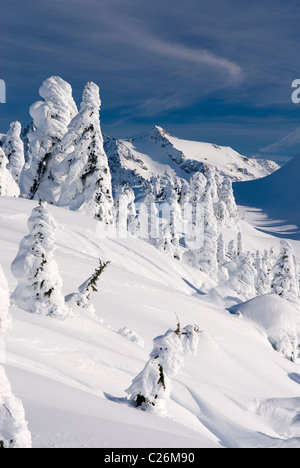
[157,179,182,260]
[114,187,137,237]
[56,82,114,223]
[0,148,20,198]
[217,176,239,228]
[0,265,32,449]
[21,76,78,202]
[198,190,219,280]
[137,191,159,242]
[226,251,257,301]
[3,121,25,185]
[184,172,206,256]
[271,240,299,304]
[237,231,244,258]
[66,259,110,314]
[217,233,226,266]
[11,202,67,318]
[126,323,201,412]
[227,239,236,260]
[253,250,271,296]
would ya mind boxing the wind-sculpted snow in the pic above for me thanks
[21,76,78,202]
[56,82,114,224]
[1,197,300,447]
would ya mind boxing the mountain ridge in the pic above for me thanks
[105,125,280,190]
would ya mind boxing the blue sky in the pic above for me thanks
[1,0,300,162]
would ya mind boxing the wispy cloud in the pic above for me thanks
[259,126,300,154]
[120,31,243,84]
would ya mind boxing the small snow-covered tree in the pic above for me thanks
[271,240,299,304]
[157,179,182,260]
[237,231,244,258]
[217,176,239,228]
[254,250,271,296]
[228,251,257,301]
[11,202,67,318]
[3,121,25,185]
[0,265,32,449]
[227,239,236,260]
[21,76,78,202]
[114,187,137,237]
[56,82,114,223]
[137,191,159,242]
[217,233,226,266]
[0,148,20,198]
[126,323,201,412]
[199,190,218,280]
[66,259,110,314]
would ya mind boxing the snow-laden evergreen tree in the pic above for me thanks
[229,251,257,301]
[253,250,271,296]
[126,323,201,412]
[3,121,25,185]
[185,172,206,255]
[271,240,299,304]
[137,191,159,241]
[21,76,78,202]
[0,148,20,197]
[237,231,244,258]
[198,189,219,281]
[205,167,220,204]
[66,259,110,315]
[157,178,182,260]
[11,202,67,318]
[114,187,137,237]
[227,239,236,260]
[56,82,114,223]
[216,176,239,228]
[217,233,226,266]
[0,265,32,449]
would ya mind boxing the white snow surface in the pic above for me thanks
[1,197,300,448]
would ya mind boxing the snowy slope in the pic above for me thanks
[234,155,300,239]
[105,126,279,188]
[1,197,300,448]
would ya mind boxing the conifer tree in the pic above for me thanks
[66,259,110,314]
[3,121,25,185]
[114,187,137,237]
[11,202,67,318]
[126,323,201,412]
[217,233,226,266]
[217,176,239,228]
[21,76,78,202]
[0,148,20,198]
[271,240,299,304]
[56,82,114,223]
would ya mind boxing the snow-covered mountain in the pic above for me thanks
[105,126,279,188]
